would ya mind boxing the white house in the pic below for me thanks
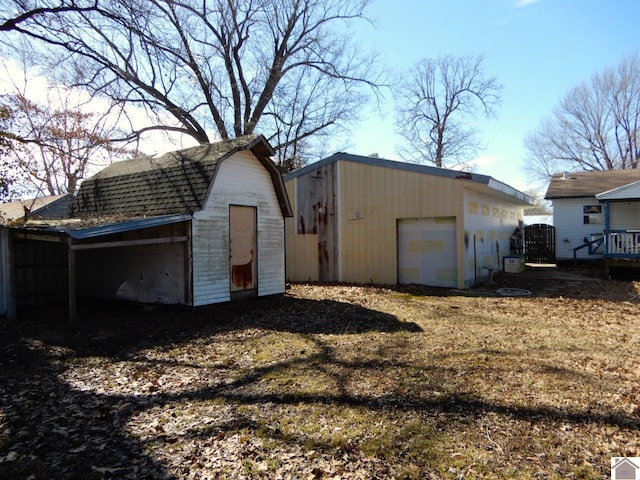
[545,170,640,264]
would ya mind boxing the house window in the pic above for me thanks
[583,205,602,224]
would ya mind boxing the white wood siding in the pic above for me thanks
[597,182,640,200]
[192,151,285,306]
[553,197,604,260]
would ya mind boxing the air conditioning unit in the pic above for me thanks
[503,255,525,273]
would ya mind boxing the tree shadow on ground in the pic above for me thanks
[21,294,422,358]
[0,295,420,479]
[1,292,638,478]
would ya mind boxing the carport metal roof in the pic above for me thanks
[12,213,192,240]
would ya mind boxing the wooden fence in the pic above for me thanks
[524,224,555,264]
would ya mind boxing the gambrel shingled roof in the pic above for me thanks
[545,170,640,199]
[73,135,292,218]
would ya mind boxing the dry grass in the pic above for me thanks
[1,272,639,479]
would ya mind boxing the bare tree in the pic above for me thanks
[525,54,640,182]
[1,0,381,170]
[0,86,139,196]
[0,0,98,32]
[394,54,502,169]
[0,103,27,201]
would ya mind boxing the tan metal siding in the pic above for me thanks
[192,151,285,306]
[285,177,320,281]
[337,161,461,284]
[285,159,528,289]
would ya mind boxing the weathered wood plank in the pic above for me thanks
[70,236,187,251]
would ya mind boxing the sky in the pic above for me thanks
[346,0,640,194]
[2,1,640,197]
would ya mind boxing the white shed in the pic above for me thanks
[4,135,292,321]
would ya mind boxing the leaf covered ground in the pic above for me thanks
[1,268,639,479]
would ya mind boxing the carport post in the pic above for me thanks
[68,237,77,325]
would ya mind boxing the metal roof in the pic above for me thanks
[284,152,534,205]
[12,213,192,240]
[66,213,192,239]
[284,152,493,183]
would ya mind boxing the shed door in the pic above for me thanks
[397,217,457,288]
[230,205,256,292]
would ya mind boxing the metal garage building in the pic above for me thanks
[284,153,533,289]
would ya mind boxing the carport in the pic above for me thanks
[4,214,191,323]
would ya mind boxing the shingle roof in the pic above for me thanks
[544,170,640,199]
[73,135,291,218]
[0,194,73,223]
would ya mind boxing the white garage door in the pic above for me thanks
[397,217,457,288]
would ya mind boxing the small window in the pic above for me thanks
[583,205,602,224]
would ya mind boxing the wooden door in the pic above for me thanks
[229,205,256,292]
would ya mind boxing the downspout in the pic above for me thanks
[473,234,477,287]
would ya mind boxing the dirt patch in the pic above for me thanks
[1,273,639,479]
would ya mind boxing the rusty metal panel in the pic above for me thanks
[295,163,337,281]
[229,205,256,291]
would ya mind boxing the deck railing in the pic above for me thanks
[604,230,640,257]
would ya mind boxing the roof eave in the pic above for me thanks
[486,178,536,206]
[10,213,193,240]
[246,136,293,217]
[285,153,532,206]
